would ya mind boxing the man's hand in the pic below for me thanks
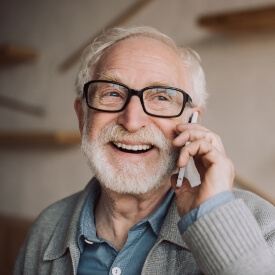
[171,123,235,217]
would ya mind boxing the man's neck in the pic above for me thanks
[94,182,171,251]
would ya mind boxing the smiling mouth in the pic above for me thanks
[112,142,153,154]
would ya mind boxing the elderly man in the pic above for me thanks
[15,26,275,275]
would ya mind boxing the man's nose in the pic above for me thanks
[117,96,150,132]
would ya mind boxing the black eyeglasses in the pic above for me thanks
[83,80,192,118]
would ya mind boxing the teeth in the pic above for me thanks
[114,142,151,151]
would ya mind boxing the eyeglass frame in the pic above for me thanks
[83,80,193,118]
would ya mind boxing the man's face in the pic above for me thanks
[79,37,191,194]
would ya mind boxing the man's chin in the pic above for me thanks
[88,161,164,194]
[98,178,165,195]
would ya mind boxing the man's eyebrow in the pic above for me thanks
[96,73,176,88]
[97,72,125,83]
[149,81,176,87]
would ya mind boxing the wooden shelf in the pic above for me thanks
[197,5,275,33]
[0,131,81,147]
[0,44,37,66]
[0,94,45,117]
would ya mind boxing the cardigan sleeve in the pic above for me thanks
[182,197,275,275]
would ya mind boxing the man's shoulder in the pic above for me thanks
[232,188,275,235]
[233,188,274,210]
[34,191,82,226]
[25,191,82,246]
[14,179,98,274]
[29,179,96,238]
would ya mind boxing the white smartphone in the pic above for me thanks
[176,111,199,187]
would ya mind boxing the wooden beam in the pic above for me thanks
[198,5,275,33]
[0,94,45,117]
[0,131,81,147]
[59,0,155,72]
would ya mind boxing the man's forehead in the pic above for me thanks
[94,71,178,88]
[92,36,188,91]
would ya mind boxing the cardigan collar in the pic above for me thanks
[42,176,190,272]
[42,178,97,272]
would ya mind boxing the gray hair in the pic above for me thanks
[75,26,208,108]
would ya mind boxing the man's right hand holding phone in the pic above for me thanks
[171,121,235,217]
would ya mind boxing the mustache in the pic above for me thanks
[88,122,171,149]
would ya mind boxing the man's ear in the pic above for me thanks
[189,107,202,123]
[74,98,84,134]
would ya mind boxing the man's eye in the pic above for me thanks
[153,95,169,101]
[105,91,120,97]
[99,89,126,102]
[148,88,172,101]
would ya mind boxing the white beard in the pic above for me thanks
[81,122,179,195]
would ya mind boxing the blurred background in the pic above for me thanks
[1,0,275,273]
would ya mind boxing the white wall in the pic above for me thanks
[196,34,275,202]
[0,0,274,219]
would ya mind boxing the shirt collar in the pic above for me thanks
[142,188,174,235]
[77,181,174,252]
[77,180,100,252]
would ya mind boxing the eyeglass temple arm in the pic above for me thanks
[187,96,193,108]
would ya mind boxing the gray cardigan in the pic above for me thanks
[14,178,275,275]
